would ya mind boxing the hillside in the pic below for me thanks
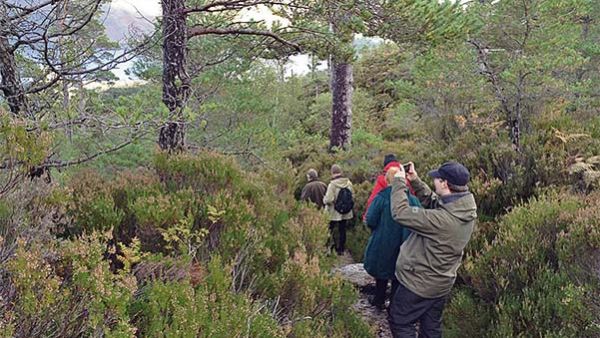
[0,0,599,336]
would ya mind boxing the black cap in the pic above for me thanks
[383,154,397,167]
[428,161,470,186]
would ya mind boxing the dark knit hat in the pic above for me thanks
[383,154,397,167]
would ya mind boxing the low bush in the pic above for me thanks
[0,233,136,337]
[132,256,284,338]
[19,151,373,336]
[446,191,600,336]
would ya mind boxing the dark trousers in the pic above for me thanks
[328,220,347,254]
[373,278,400,306]
[388,283,447,338]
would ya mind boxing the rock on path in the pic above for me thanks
[333,260,393,338]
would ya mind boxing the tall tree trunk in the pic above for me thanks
[0,35,29,117]
[159,0,190,152]
[60,1,69,111]
[310,54,320,98]
[77,76,86,114]
[329,60,353,151]
[62,80,70,110]
[328,9,353,152]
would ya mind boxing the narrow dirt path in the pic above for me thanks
[332,254,393,338]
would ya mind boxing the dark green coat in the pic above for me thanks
[363,187,421,280]
[391,177,477,298]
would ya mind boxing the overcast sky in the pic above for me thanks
[111,0,162,17]
[105,0,318,83]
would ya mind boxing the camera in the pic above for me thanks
[403,164,411,172]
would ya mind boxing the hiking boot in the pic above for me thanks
[368,295,385,310]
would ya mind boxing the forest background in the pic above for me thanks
[0,0,599,336]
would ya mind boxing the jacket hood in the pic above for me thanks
[440,193,477,222]
[331,177,351,188]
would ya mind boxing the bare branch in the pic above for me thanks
[183,0,309,14]
[5,0,56,22]
[188,27,301,52]
[38,132,150,170]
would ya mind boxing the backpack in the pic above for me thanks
[334,187,354,214]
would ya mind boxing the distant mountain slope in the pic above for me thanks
[6,0,157,42]
[102,2,157,41]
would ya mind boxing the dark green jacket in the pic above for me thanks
[363,187,421,280]
[390,176,477,298]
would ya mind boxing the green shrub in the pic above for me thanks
[555,192,600,282]
[1,233,136,337]
[449,191,600,337]
[154,151,248,195]
[345,223,371,263]
[267,249,373,337]
[133,256,283,338]
[490,268,592,337]
[443,288,491,337]
[47,151,373,336]
[62,170,124,236]
[466,192,581,300]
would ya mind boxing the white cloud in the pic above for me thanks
[110,0,162,17]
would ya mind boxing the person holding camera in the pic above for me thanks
[388,161,477,338]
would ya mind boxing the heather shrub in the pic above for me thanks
[490,268,593,337]
[443,288,491,337]
[555,192,600,281]
[132,256,284,338]
[345,222,371,262]
[466,192,581,301]
[61,170,124,236]
[38,151,372,336]
[445,191,600,336]
[0,233,136,337]
[270,249,373,337]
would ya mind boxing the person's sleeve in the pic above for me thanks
[409,177,439,209]
[390,177,445,238]
[323,183,335,205]
[401,193,419,241]
[401,226,412,242]
[407,193,422,208]
[300,186,309,201]
[365,195,383,230]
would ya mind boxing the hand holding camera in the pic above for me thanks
[401,162,418,181]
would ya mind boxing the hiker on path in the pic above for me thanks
[300,168,327,209]
[323,164,354,255]
[388,161,477,338]
[363,167,421,310]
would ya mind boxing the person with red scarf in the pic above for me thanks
[364,154,414,221]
